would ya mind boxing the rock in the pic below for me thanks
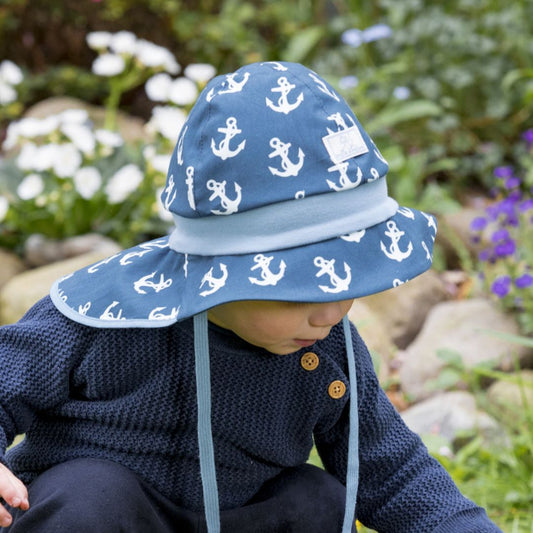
[401,390,505,448]
[358,269,448,349]
[23,96,147,145]
[487,370,533,417]
[348,300,397,382]
[399,298,533,401]
[24,233,121,267]
[0,249,26,290]
[0,250,120,325]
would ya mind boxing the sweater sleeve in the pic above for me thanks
[0,296,88,462]
[314,323,502,533]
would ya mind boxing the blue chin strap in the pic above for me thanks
[193,312,359,533]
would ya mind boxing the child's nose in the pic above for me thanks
[308,301,350,328]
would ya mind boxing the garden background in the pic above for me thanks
[0,0,532,531]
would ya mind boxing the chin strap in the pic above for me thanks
[342,315,360,533]
[194,311,220,533]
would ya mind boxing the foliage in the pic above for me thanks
[469,131,533,334]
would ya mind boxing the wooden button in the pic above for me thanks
[328,380,346,399]
[300,352,319,371]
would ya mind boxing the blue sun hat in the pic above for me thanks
[50,61,437,533]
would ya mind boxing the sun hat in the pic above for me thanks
[50,61,437,533]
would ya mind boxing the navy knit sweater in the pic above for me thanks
[0,296,500,532]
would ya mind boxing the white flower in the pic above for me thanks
[184,63,216,83]
[0,195,9,222]
[59,109,89,124]
[92,53,126,76]
[74,166,102,199]
[135,40,180,74]
[0,82,17,105]
[95,129,124,148]
[150,153,171,174]
[147,106,187,142]
[168,77,198,106]
[16,116,60,139]
[393,86,411,100]
[105,164,143,204]
[61,123,96,154]
[17,173,44,200]
[2,122,19,150]
[156,187,173,222]
[0,60,23,85]
[16,142,39,171]
[53,143,82,178]
[34,143,60,172]
[110,31,137,55]
[145,73,172,102]
[86,31,112,50]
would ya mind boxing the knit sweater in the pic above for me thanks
[1,296,500,532]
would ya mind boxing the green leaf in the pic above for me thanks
[367,100,443,132]
[281,26,325,64]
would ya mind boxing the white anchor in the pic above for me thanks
[314,256,352,294]
[57,289,67,302]
[421,240,432,261]
[248,254,286,286]
[185,166,196,210]
[369,168,380,182]
[262,61,287,71]
[341,229,366,243]
[164,174,177,210]
[265,77,304,114]
[78,302,91,315]
[380,221,413,262]
[133,272,173,294]
[211,117,246,160]
[200,263,228,297]
[207,179,242,215]
[393,279,406,287]
[120,240,169,266]
[326,112,356,134]
[176,125,188,165]
[326,163,362,191]
[398,207,415,219]
[218,72,250,95]
[149,306,180,320]
[100,301,125,320]
[373,148,387,165]
[308,73,340,101]
[422,211,437,233]
[268,137,305,177]
[183,253,189,278]
[87,253,121,273]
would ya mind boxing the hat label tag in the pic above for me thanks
[322,126,368,164]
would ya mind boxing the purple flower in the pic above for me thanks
[339,75,359,90]
[494,239,516,257]
[470,216,487,232]
[494,166,514,178]
[491,275,512,298]
[491,228,510,242]
[478,249,492,262]
[522,129,533,144]
[504,176,521,190]
[519,199,533,212]
[515,273,533,289]
[341,28,363,47]
[362,23,393,43]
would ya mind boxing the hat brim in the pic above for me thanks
[51,206,436,328]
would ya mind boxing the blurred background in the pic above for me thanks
[1,1,533,531]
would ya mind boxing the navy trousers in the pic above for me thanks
[2,459,354,532]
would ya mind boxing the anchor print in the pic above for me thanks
[176,125,188,165]
[133,272,173,295]
[211,117,246,160]
[265,77,304,114]
[262,61,287,71]
[421,211,437,233]
[164,174,177,210]
[207,179,242,215]
[120,240,169,266]
[314,256,352,294]
[248,254,287,286]
[268,137,305,177]
[87,253,121,273]
[207,72,250,101]
[380,220,413,262]
[393,279,406,287]
[326,163,362,191]
[341,229,366,243]
[200,263,228,297]
[78,302,91,315]
[326,112,356,135]
[186,166,196,210]
[100,301,125,320]
[398,207,415,219]
[308,73,340,101]
[149,306,180,320]
[421,240,432,261]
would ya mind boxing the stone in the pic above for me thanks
[358,269,448,349]
[487,370,533,417]
[0,250,120,325]
[401,390,505,448]
[399,298,533,401]
[0,249,26,290]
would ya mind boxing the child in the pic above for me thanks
[0,62,501,532]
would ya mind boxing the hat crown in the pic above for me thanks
[163,62,389,218]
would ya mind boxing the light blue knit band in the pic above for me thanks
[169,177,398,255]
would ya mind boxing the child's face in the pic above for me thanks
[207,299,354,355]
